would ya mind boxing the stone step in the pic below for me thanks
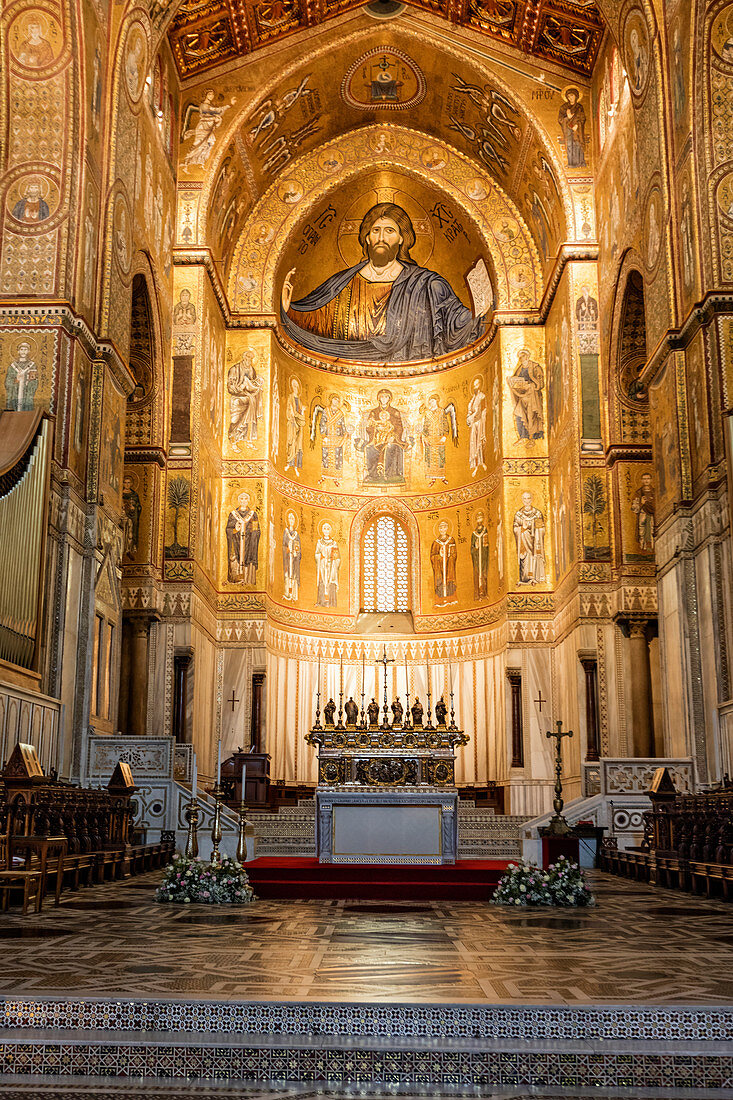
[1,997,730,1091]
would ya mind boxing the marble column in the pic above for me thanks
[616,617,655,759]
[123,614,158,738]
[578,652,600,761]
[173,648,194,743]
[506,668,524,768]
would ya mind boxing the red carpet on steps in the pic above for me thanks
[244,857,510,900]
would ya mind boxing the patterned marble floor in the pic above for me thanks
[0,871,732,1004]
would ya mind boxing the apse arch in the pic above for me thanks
[228,125,544,318]
[195,22,574,260]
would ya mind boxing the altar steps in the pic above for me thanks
[244,856,509,900]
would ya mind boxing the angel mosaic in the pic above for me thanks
[309,394,351,487]
[420,394,457,486]
[182,91,233,169]
[285,376,305,477]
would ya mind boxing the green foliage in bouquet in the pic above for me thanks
[156,854,255,904]
[492,855,595,907]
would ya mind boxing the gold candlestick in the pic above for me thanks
[210,782,223,864]
[236,800,248,864]
[184,797,200,859]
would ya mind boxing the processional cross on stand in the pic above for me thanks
[546,719,573,836]
[375,645,395,728]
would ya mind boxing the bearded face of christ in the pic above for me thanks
[365,217,402,267]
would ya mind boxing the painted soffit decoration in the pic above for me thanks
[168,0,605,79]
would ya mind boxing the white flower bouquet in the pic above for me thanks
[156,853,255,905]
[492,855,595,907]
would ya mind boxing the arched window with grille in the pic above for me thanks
[362,514,410,612]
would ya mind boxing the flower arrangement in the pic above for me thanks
[156,854,255,905]
[492,855,595,907]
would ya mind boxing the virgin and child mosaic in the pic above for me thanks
[280,202,489,363]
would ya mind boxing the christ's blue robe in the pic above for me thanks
[280,260,487,362]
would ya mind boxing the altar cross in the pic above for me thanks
[375,645,395,726]
[545,719,573,836]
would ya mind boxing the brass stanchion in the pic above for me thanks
[210,782,223,864]
[184,798,200,859]
[236,800,248,864]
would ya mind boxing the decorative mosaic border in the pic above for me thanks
[2,998,733,1043]
[0,1037,730,1089]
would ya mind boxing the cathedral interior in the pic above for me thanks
[1,0,733,1090]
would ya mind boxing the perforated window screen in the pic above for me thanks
[363,515,409,612]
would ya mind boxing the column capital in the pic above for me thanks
[613,614,657,639]
[577,649,598,669]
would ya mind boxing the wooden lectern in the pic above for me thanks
[221,750,270,807]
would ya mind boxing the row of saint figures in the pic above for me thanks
[317,693,456,731]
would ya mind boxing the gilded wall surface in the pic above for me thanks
[1,0,732,792]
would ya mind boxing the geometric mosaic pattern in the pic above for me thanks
[0,872,732,1006]
[0,1035,732,1090]
[0,1089,728,1100]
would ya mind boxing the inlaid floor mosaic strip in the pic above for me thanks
[0,1037,731,1090]
[0,1081,727,1099]
[0,872,731,1006]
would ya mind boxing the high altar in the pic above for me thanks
[305,657,468,864]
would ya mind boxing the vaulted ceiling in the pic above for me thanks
[168,0,605,80]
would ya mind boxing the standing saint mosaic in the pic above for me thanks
[315,523,341,607]
[431,520,458,607]
[226,492,260,584]
[513,492,547,585]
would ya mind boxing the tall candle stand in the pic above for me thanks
[360,653,366,729]
[184,797,200,859]
[337,657,344,728]
[404,655,411,729]
[449,663,457,730]
[314,655,322,729]
[210,782,223,865]
[236,799,248,864]
[425,663,433,728]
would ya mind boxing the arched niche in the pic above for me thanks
[349,497,421,620]
[228,125,543,316]
[126,270,164,447]
[616,269,648,405]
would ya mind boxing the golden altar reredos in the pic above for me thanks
[306,700,469,789]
